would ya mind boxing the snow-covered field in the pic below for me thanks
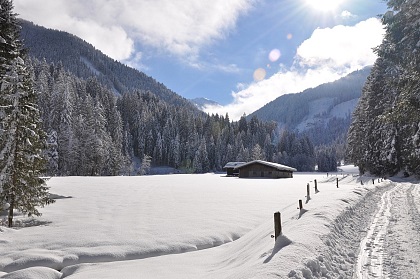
[0,171,419,278]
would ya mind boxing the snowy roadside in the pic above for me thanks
[382,182,420,278]
[290,179,420,279]
[288,179,393,278]
[292,180,420,279]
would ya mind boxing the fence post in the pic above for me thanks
[274,212,282,240]
[372,179,374,185]
[307,183,310,198]
[314,179,318,192]
[299,199,303,210]
[336,178,339,188]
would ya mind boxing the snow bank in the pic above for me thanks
[0,173,394,278]
[0,266,62,279]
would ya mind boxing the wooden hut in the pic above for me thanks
[234,160,296,178]
[223,162,246,176]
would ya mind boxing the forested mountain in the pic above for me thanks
[249,68,371,147]
[27,56,322,174]
[28,57,301,175]
[19,20,197,110]
[347,0,420,177]
[14,19,332,174]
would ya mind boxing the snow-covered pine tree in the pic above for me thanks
[347,0,420,176]
[0,0,54,227]
[192,139,209,173]
[192,149,202,173]
[316,146,337,172]
[46,129,59,174]
[171,133,181,168]
[207,136,216,170]
[139,154,151,175]
[251,143,264,161]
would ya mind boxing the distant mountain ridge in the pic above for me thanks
[249,67,371,145]
[19,20,198,111]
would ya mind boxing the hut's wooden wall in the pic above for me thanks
[226,168,239,176]
[238,163,293,178]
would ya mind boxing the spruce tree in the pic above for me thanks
[347,0,420,176]
[251,143,264,161]
[139,154,152,175]
[0,0,54,227]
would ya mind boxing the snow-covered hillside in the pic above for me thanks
[0,173,419,278]
[189,97,222,111]
[295,97,358,132]
[248,68,370,147]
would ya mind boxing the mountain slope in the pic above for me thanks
[189,97,222,111]
[249,67,371,145]
[19,20,198,111]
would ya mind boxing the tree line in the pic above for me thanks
[347,0,420,176]
[31,57,326,175]
[17,16,343,174]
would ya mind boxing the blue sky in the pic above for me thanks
[15,0,387,120]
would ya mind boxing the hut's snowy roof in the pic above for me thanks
[223,162,246,169]
[234,160,297,172]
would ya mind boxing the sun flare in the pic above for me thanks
[305,0,344,12]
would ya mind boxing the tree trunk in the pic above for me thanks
[8,196,14,228]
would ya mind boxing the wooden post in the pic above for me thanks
[314,179,318,192]
[361,180,364,185]
[336,178,339,188]
[274,212,282,240]
[378,179,380,183]
[307,183,310,198]
[299,199,303,210]
[327,172,329,177]
[372,179,374,185]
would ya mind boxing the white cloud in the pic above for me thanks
[14,0,254,62]
[213,63,242,74]
[296,18,384,69]
[70,20,134,61]
[340,10,357,19]
[204,18,385,120]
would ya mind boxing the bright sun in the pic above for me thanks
[305,0,343,12]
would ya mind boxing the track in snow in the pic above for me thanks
[354,182,420,279]
[354,184,400,278]
[383,183,420,278]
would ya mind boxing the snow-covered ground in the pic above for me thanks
[0,171,419,278]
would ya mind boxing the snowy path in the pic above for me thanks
[354,183,400,278]
[383,183,420,278]
[354,182,420,279]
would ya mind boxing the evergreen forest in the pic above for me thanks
[347,0,420,177]
[29,57,321,175]
[11,20,334,175]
